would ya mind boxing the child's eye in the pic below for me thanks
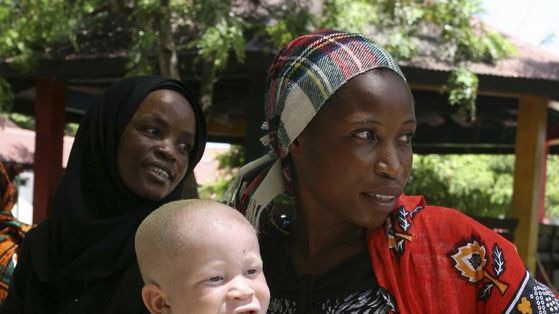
[207,275,224,283]
[245,266,262,277]
[354,130,375,140]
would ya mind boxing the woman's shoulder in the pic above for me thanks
[390,194,513,247]
[368,196,559,313]
[396,194,489,226]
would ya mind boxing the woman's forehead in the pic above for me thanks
[321,70,413,114]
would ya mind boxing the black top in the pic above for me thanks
[0,76,206,313]
[3,238,148,313]
[259,208,388,314]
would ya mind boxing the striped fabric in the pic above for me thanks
[228,29,406,230]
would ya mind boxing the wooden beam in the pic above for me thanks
[512,96,548,273]
[206,118,246,139]
[408,82,528,100]
[33,77,66,223]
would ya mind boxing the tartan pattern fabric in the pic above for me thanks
[228,30,406,230]
[265,29,405,158]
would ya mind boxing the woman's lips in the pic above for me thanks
[363,193,397,202]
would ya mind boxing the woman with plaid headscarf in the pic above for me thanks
[228,29,559,313]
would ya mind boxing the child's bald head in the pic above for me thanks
[135,199,255,285]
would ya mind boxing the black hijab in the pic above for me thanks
[28,75,206,285]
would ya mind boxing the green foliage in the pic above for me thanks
[406,154,515,217]
[422,0,515,62]
[442,67,479,120]
[64,122,79,137]
[215,144,245,170]
[423,0,482,61]
[191,18,246,70]
[7,113,35,129]
[0,0,98,69]
[546,155,559,223]
[198,177,233,201]
[382,31,417,60]
[0,0,102,113]
[124,0,168,75]
[126,29,157,76]
[320,0,379,34]
[406,154,559,222]
[198,144,245,201]
[478,31,517,62]
[0,77,13,113]
[188,0,247,71]
[265,4,313,47]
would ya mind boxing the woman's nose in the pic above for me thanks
[154,141,176,160]
[374,144,403,178]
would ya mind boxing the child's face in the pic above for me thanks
[165,223,270,314]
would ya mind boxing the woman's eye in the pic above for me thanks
[398,132,414,144]
[143,127,160,137]
[354,130,375,140]
[176,143,191,154]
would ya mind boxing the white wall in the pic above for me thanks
[12,170,34,225]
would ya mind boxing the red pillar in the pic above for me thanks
[33,77,66,223]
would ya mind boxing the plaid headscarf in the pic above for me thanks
[228,29,406,230]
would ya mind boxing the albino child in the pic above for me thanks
[135,199,270,314]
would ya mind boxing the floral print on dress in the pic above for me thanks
[386,205,422,257]
[448,238,510,300]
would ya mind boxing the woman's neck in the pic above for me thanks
[289,206,368,275]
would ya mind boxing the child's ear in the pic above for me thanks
[142,283,168,314]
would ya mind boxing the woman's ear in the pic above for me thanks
[289,133,305,158]
[142,283,169,314]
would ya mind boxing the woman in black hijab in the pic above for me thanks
[0,75,206,313]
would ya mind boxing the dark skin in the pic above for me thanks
[288,69,416,275]
[117,89,196,201]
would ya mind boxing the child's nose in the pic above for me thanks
[226,277,255,300]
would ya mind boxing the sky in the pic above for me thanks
[479,0,559,56]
